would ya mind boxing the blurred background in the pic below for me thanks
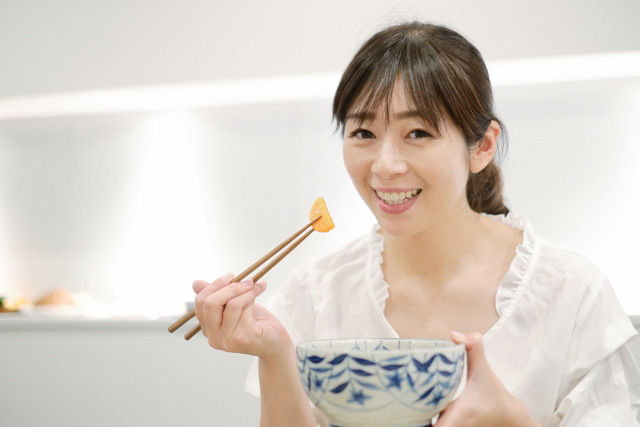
[0,0,639,426]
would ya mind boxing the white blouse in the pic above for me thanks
[245,213,640,426]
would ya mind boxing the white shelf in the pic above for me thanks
[0,313,182,331]
[1,313,638,332]
[1,51,639,120]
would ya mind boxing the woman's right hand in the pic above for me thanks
[192,274,292,361]
[195,275,318,427]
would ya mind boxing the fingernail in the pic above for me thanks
[241,279,254,287]
[451,330,466,343]
[223,272,234,281]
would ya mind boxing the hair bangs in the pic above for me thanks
[334,32,448,136]
[345,71,396,127]
[401,67,446,137]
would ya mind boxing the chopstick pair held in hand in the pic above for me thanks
[168,218,319,340]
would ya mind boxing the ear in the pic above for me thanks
[469,120,500,173]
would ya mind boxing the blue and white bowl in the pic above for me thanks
[296,338,465,427]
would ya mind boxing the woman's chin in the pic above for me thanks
[369,200,423,238]
[375,218,420,239]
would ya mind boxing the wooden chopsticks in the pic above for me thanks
[168,217,320,340]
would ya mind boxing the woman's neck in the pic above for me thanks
[380,208,491,286]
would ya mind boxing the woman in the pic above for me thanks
[192,22,640,426]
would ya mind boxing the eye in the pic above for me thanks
[407,129,431,139]
[349,128,375,139]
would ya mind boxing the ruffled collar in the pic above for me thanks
[367,212,538,339]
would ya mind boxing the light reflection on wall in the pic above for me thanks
[0,163,8,296]
[106,111,216,314]
[500,77,640,313]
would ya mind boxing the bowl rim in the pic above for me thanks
[296,338,465,356]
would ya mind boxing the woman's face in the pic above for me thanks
[342,84,473,238]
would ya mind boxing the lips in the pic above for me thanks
[373,188,422,214]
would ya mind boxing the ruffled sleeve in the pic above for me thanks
[552,275,640,425]
[482,213,639,424]
[554,335,640,426]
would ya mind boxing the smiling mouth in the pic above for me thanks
[375,189,422,206]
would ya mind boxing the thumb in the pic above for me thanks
[192,279,210,294]
[450,331,487,377]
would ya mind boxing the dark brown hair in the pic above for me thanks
[333,22,509,215]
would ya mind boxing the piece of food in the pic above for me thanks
[35,288,75,305]
[309,197,335,232]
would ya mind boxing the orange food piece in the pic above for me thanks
[309,197,334,232]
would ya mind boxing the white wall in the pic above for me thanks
[498,77,640,314]
[1,0,640,97]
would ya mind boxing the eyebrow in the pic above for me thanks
[395,110,422,120]
[345,111,375,122]
[345,110,423,122]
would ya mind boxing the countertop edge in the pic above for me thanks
[2,314,640,332]
[0,314,183,332]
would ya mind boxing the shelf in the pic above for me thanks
[1,313,639,333]
[1,51,639,121]
[0,313,182,332]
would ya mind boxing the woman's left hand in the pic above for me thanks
[435,331,541,427]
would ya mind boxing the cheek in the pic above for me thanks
[342,145,368,184]
[439,158,471,192]
[411,151,469,191]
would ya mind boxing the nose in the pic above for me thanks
[371,138,407,179]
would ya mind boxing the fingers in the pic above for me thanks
[440,331,523,427]
[192,272,233,294]
[235,280,267,329]
[192,275,269,354]
[193,273,234,336]
[192,279,210,294]
[450,330,482,350]
[202,279,267,350]
[450,331,486,377]
[215,279,267,346]
[197,279,254,338]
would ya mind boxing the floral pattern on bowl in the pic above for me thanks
[296,338,465,427]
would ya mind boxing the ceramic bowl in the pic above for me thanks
[296,338,465,427]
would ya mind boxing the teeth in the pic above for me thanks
[375,189,421,205]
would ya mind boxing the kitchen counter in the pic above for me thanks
[0,312,180,332]
[2,313,639,331]
[0,312,260,427]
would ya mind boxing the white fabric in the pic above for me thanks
[245,213,640,426]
